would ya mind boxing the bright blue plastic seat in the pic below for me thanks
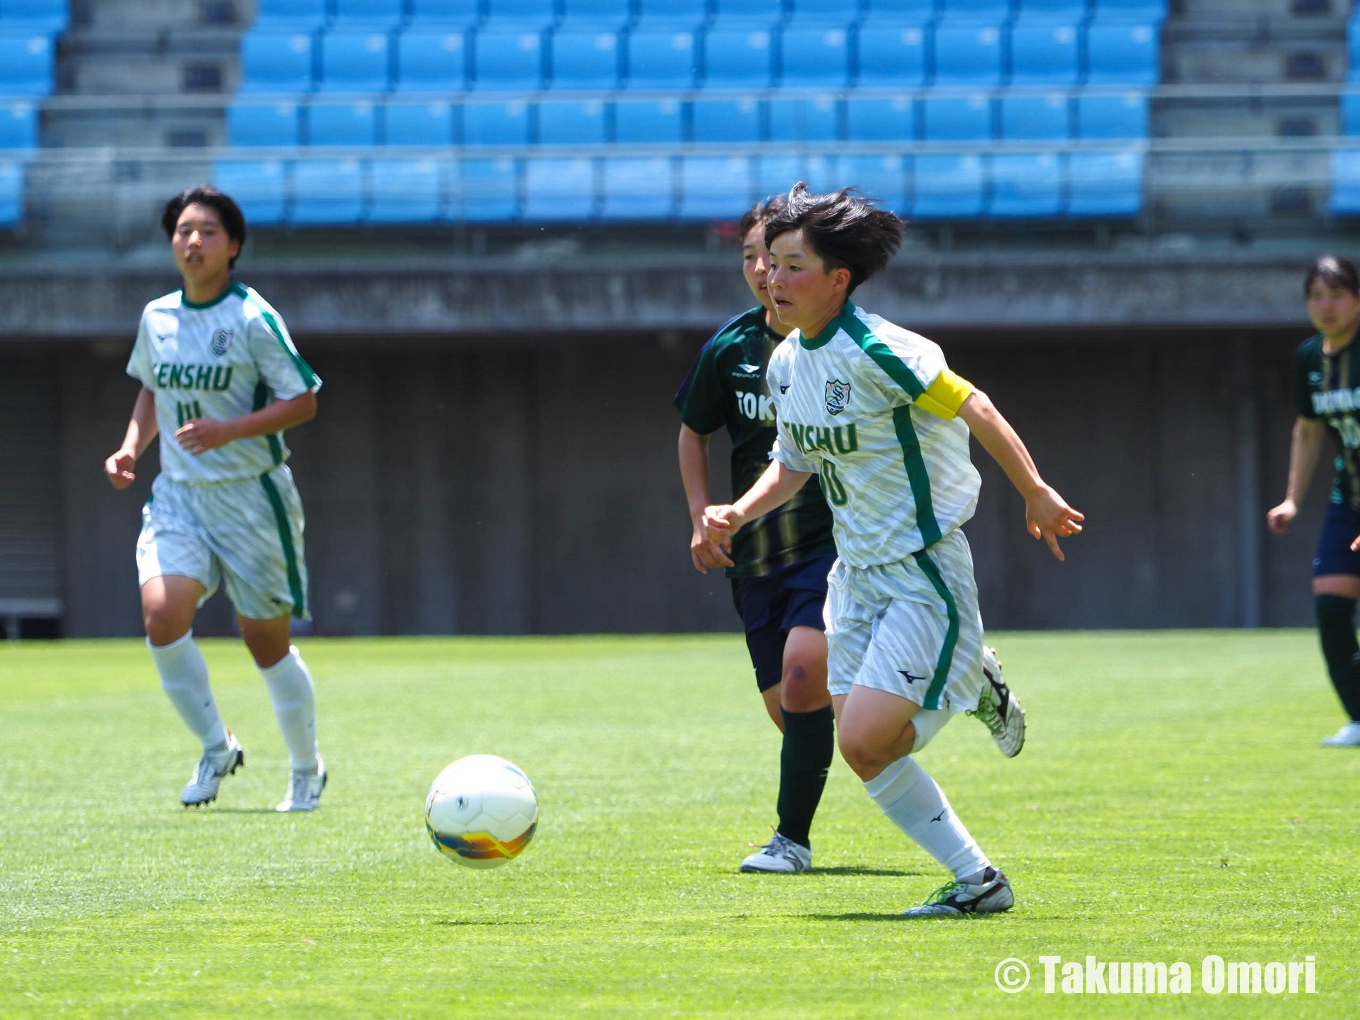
[0,0,69,33]
[291,158,366,222]
[471,28,546,89]
[523,156,596,220]
[559,0,633,24]
[754,154,802,201]
[1068,148,1142,215]
[227,99,303,147]
[989,151,1063,216]
[677,155,752,218]
[710,0,784,26]
[778,26,850,88]
[369,158,445,220]
[838,153,907,212]
[1334,149,1360,215]
[0,159,21,225]
[613,97,684,143]
[912,153,984,217]
[0,100,38,148]
[332,0,406,26]
[998,93,1070,139]
[767,94,837,141]
[317,30,393,92]
[238,29,315,93]
[1085,20,1160,85]
[921,93,992,140]
[383,99,456,144]
[633,0,707,25]
[1009,20,1080,85]
[394,29,468,91]
[844,94,914,141]
[787,0,861,22]
[702,27,775,88]
[860,0,934,19]
[1091,0,1165,20]
[600,155,675,219]
[1018,0,1086,16]
[624,27,699,88]
[549,27,622,88]
[691,96,761,143]
[537,98,608,143]
[308,99,379,145]
[461,98,531,144]
[1344,92,1360,136]
[855,23,927,87]
[1074,90,1148,138]
[937,0,1009,19]
[458,156,520,219]
[407,0,481,26]
[482,0,557,27]
[933,20,1003,86]
[254,0,329,28]
[212,159,289,224]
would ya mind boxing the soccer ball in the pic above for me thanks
[425,754,539,869]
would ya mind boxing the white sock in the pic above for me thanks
[148,631,227,750]
[260,645,319,771]
[863,756,990,881]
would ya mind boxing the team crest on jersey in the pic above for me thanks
[211,329,234,357]
[824,379,851,416]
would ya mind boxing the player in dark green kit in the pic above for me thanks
[674,195,838,872]
[1268,255,1360,747]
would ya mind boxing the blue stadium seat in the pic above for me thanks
[845,94,915,141]
[998,93,1070,140]
[860,0,934,19]
[801,153,838,192]
[0,0,68,33]
[912,153,984,217]
[458,156,520,219]
[212,159,289,224]
[537,98,608,143]
[549,28,622,89]
[254,0,329,28]
[624,27,699,88]
[482,0,557,27]
[1074,90,1148,138]
[307,99,379,145]
[559,0,633,23]
[778,26,850,88]
[408,0,481,25]
[702,27,775,88]
[989,151,1063,216]
[1344,92,1360,136]
[394,29,468,91]
[1008,20,1080,86]
[754,154,800,201]
[471,28,546,90]
[854,23,927,88]
[634,0,707,25]
[523,156,595,220]
[838,153,908,212]
[677,155,752,218]
[227,99,303,147]
[383,99,456,145]
[933,21,1003,86]
[600,155,675,219]
[462,98,531,144]
[1067,148,1142,215]
[921,93,992,140]
[1091,0,1165,20]
[1017,0,1085,15]
[292,158,366,223]
[787,0,861,22]
[238,29,315,93]
[937,0,1009,19]
[1351,20,1360,84]
[0,159,21,225]
[369,157,445,221]
[317,30,392,92]
[1333,149,1360,215]
[1085,20,1160,85]
[691,96,761,143]
[0,100,37,149]
[710,0,784,26]
[613,97,684,143]
[332,0,406,26]
[767,94,837,142]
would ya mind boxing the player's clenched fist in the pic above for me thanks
[701,504,745,544]
[104,450,137,489]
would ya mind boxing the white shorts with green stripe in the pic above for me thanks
[136,464,310,621]
[824,528,985,713]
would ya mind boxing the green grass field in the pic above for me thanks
[1,631,1357,1019]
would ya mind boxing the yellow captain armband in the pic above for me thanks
[915,369,975,420]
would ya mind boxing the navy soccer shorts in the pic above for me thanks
[1313,500,1360,577]
[730,553,836,692]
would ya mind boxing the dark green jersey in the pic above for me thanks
[674,306,836,578]
[1295,333,1360,509]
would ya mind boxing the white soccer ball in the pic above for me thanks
[425,754,539,869]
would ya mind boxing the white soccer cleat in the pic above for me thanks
[1321,721,1360,747]
[276,758,327,812]
[968,646,1025,757]
[740,831,811,873]
[902,867,1014,918]
[180,730,244,807]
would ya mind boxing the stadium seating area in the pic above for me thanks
[1334,13,1360,217]
[0,0,64,224]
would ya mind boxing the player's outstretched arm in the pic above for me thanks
[677,424,734,574]
[957,389,1083,561]
[104,387,158,489]
[702,459,811,545]
[175,389,318,456]
[1267,416,1324,536]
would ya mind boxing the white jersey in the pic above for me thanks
[126,282,321,484]
[767,301,981,566]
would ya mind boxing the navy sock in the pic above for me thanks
[776,705,835,850]
[1314,595,1360,721]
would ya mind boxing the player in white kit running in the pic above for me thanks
[703,184,1084,916]
[103,186,327,812]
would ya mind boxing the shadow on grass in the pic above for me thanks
[183,808,286,815]
[809,911,1013,922]
[808,866,921,877]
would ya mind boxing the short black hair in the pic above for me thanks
[161,186,247,268]
[763,182,903,294]
[1305,255,1360,297]
[738,194,787,244]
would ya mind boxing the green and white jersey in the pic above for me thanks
[767,301,980,567]
[126,281,321,484]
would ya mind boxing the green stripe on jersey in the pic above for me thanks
[236,283,320,390]
[253,382,285,466]
[840,306,926,399]
[892,405,941,546]
[912,549,959,711]
[260,472,305,619]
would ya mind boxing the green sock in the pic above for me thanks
[776,705,835,850]
[1314,595,1360,721]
